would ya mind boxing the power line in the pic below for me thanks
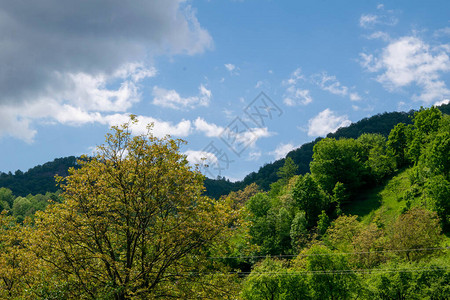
[165,266,450,277]
[207,246,449,260]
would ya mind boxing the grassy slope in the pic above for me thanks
[345,169,412,225]
[344,168,450,245]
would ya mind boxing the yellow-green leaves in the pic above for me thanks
[30,118,240,299]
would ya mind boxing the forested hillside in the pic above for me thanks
[205,102,450,198]
[0,156,78,196]
[0,108,449,298]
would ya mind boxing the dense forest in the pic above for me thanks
[0,106,449,299]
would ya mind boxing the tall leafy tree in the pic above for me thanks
[387,123,412,167]
[310,138,367,195]
[30,118,240,299]
[292,174,328,228]
[276,157,298,185]
[390,208,441,261]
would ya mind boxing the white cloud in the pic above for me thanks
[282,68,312,106]
[313,72,348,96]
[0,63,157,142]
[307,109,351,137]
[283,87,313,106]
[270,143,296,160]
[349,92,362,101]
[194,117,224,137]
[312,72,361,101]
[225,64,236,72]
[152,84,211,110]
[365,31,391,42]
[361,36,450,103]
[359,8,398,28]
[224,63,239,75]
[220,125,273,149]
[360,14,379,28]
[184,150,218,165]
[237,127,273,148]
[0,106,36,143]
[248,151,262,161]
[102,114,192,138]
[282,68,304,86]
[434,99,450,106]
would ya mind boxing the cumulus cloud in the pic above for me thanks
[152,84,211,110]
[194,117,224,137]
[434,99,450,106]
[360,36,450,103]
[102,114,192,138]
[184,150,218,165]
[308,109,351,137]
[270,143,296,160]
[0,0,212,141]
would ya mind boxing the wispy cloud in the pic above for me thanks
[282,68,313,106]
[224,63,239,75]
[359,5,398,29]
[312,72,362,101]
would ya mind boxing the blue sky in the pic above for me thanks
[1,0,449,181]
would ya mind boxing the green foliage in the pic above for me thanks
[292,174,328,228]
[426,175,450,231]
[241,258,310,300]
[390,208,442,261]
[12,197,32,222]
[204,104,429,198]
[413,106,442,135]
[246,193,295,255]
[358,133,396,183]
[424,131,450,178]
[310,138,367,195]
[325,215,362,252]
[0,156,78,197]
[317,210,330,236]
[29,119,240,299]
[364,260,450,299]
[387,123,412,167]
[302,245,359,300]
[290,212,308,251]
[276,157,298,185]
[0,187,14,209]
